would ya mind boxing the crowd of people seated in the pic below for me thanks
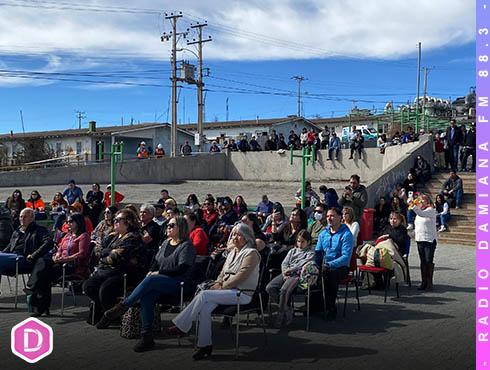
[0,171,440,360]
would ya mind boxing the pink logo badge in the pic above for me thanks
[11,317,53,363]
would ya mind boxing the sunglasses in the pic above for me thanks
[114,218,126,223]
[67,219,74,223]
[167,223,176,229]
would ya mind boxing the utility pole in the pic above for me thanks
[76,111,86,130]
[292,75,306,117]
[188,22,212,152]
[162,12,183,157]
[415,42,421,132]
[226,98,229,121]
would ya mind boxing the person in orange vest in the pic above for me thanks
[104,185,125,208]
[137,141,149,159]
[26,190,47,220]
[155,143,165,158]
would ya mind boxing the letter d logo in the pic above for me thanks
[11,318,53,363]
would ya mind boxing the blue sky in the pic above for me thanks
[0,0,475,134]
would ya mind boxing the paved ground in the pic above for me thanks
[0,242,475,370]
[0,180,346,209]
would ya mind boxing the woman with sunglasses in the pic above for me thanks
[83,208,145,325]
[101,216,196,352]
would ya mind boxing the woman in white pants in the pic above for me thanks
[167,222,261,360]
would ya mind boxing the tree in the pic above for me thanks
[15,137,52,164]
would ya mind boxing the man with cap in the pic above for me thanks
[62,179,84,205]
[155,144,165,158]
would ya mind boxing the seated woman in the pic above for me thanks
[166,223,260,360]
[374,196,391,235]
[240,212,267,251]
[380,211,410,257]
[269,208,307,270]
[414,155,431,184]
[83,208,145,325]
[86,183,104,228]
[5,189,26,229]
[184,194,200,214]
[266,229,314,327]
[185,212,209,256]
[101,216,196,352]
[27,212,91,316]
[91,206,118,259]
[261,202,286,235]
[435,194,450,232]
[50,192,68,211]
[26,190,47,220]
[232,195,248,218]
[342,206,360,247]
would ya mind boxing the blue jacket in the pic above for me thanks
[314,224,353,269]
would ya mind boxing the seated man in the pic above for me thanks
[307,204,328,245]
[442,170,464,208]
[0,208,53,290]
[256,195,273,222]
[314,207,353,320]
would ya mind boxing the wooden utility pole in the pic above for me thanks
[76,111,86,130]
[188,22,212,152]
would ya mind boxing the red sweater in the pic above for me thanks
[190,227,209,255]
[202,209,219,228]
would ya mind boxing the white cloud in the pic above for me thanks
[0,0,475,86]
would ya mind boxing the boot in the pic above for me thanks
[133,332,155,352]
[426,263,434,291]
[417,264,427,291]
[104,302,129,321]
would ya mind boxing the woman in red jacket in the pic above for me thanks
[185,213,209,255]
[104,185,125,207]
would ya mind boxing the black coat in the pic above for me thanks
[3,222,53,260]
[446,125,463,146]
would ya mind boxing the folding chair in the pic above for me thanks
[210,247,270,359]
[337,251,360,317]
[357,265,399,302]
[5,256,29,309]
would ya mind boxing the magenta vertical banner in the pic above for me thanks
[477,0,490,369]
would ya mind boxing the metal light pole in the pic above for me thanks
[290,145,316,209]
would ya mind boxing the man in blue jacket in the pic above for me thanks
[315,207,353,320]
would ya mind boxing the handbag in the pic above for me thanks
[120,305,161,339]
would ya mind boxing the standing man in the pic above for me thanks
[314,207,353,320]
[62,179,84,205]
[320,125,330,150]
[137,141,149,159]
[445,119,463,171]
[338,174,368,224]
[181,140,192,156]
[460,123,476,172]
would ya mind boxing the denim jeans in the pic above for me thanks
[407,209,416,225]
[0,253,31,276]
[449,144,460,170]
[437,213,450,228]
[123,274,181,333]
[454,189,463,207]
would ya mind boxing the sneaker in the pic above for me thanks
[407,224,414,230]
[438,226,447,232]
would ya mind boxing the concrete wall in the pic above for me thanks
[0,154,228,187]
[366,135,434,207]
[225,148,384,182]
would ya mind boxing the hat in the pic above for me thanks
[106,184,111,189]
[157,144,163,149]
[140,141,146,146]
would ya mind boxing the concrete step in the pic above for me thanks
[420,186,475,195]
[437,236,475,247]
[438,230,476,240]
[444,223,475,231]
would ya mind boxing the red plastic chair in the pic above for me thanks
[338,250,360,317]
[357,264,399,303]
